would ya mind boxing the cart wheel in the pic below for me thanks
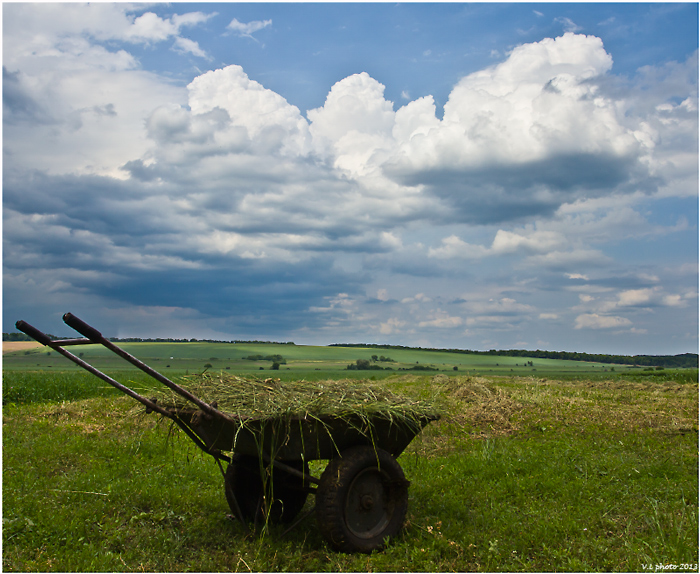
[315,446,409,553]
[225,455,309,525]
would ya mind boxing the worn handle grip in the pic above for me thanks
[15,320,53,346]
[63,313,103,341]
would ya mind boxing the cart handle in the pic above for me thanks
[15,318,230,462]
[61,312,233,422]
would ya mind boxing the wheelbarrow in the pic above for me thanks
[15,313,438,553]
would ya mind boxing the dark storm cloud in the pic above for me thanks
[2,67,55,125]
[93,259,363,332]
[385,152,652,225]
[3,164,371,338]
[3,171,182,241]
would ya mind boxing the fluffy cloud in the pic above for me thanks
[381,33,655,224]
[3,5,191,178]
[227,18,272,38]
[172,37,210,59]
[3,7,696,351]
[575,314,633,330]
[418,312,464,329]
[188,66,310,150]
[428,235,489,259]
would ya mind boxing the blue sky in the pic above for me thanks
[3,2,698,355]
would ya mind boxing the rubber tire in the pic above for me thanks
[225,455,309,525]
[315,446,409,553]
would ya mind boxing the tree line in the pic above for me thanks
[3,332,295,345]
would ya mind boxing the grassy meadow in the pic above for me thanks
[2,340,648,378]
[2,342,698,572]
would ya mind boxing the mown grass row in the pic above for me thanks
[2,371,698,572]
[4,369,696,407]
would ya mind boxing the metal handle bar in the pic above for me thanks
[15,319,170,416]
[14,318,232,462]
[61,313,234,422]
[15,317,321,481]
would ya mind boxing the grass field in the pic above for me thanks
[1,340,653,378]
[2,360,697,572]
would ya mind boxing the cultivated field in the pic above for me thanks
[2,345,698,572]
[2,341,41,354]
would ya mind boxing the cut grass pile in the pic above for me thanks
[435,375,523,437]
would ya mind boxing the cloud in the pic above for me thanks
[2,5,208,178]
[613,287,689,310]
[2,8,696,352]
[418,311,463,329]
[491,229,564,254]
[616,288,656,307]
[555,17,583,34]
[172,37,211,59]
[122,10,214,43]
[380,317,408,335]
[575,314,633,330]
[428,227,578,266]
[428,235,489,259]
[307,72,396,173]
[3,4,214,47]
[186,65,312,156]
[401,293,432,304]
[227,18,272,38]
[380,33,667,225]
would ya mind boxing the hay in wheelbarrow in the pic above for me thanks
[151,372,439,425]
[148,373,439,461]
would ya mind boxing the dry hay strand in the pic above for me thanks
[433,375,522,437]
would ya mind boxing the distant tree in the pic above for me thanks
[346,358,387,371]
[271,362,281,370]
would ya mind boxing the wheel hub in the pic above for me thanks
[345,469,392,539]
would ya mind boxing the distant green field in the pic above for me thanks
[2,341,647,379]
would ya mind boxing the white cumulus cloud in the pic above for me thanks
[227,18,272,38]
[575,314,633,329]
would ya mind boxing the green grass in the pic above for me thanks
[2,340,652,377]
[2,370,698,572]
